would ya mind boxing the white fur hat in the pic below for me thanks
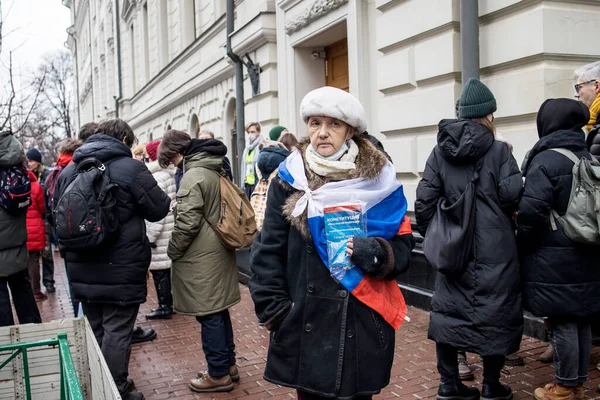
[300,86,368,133]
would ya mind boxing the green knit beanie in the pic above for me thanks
[458,78,497,119]
[269,125,287,141]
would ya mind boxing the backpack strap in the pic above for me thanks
[549,148,579,164]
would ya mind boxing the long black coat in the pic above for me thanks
[54,135,170,305]
[518,100,600,319]
[249,137,415,399]
[415,119,523,356]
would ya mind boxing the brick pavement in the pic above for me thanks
[35,252,600,399]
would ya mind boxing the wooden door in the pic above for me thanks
[325,39,349,92]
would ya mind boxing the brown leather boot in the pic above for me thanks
[458,353,474,381]
[189,373,233,393]
[542,383,583,400]
[540,343,554,364]
[197,365,239,382]
[573,384,584,400]
[534,382,575,400]
[229,364,240,382]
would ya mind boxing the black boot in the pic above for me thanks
[437,377,480,400]
[131,326,157,344]
[481,381,512,400]
[145,305,173,320]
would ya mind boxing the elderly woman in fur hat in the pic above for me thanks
[249,86,415,400]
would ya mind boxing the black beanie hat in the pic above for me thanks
[26,148,42,163]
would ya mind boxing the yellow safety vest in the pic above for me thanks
[244,149,256,186]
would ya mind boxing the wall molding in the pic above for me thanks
[284,0,348,35]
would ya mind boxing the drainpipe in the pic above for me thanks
[226,0,245,184]
[87,1,96,119]
[66,3,81,133]
[460,0,479,86]
[114,0,123,118]
[67,32,81,133]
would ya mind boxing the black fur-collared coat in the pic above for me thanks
[249,136,415,399]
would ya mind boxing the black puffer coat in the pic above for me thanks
[54,135,170,305]
[415,119,524,356]
[518,99,600,318]
[249,137,415,399]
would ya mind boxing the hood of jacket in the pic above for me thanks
[537,98,589,139]
[281,135,388,239]
[257,147,290,177]
[522,129,588,176]
[146,160,176,176]
[184,139,228,172]
[27,171,37,182]
[0,131,25,167]
[72,134,133,164]
[437,119,495,164]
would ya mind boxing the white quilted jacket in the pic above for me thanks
[145,161,177,270]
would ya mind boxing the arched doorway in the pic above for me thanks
[189,114,200,137]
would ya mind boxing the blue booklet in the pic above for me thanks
[323,204,366,281]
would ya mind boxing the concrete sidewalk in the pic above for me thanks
[36,253,600,399]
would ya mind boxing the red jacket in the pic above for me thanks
[26,171,46,252]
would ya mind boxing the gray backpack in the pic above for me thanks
[549,148,600,245]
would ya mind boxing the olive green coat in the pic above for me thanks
[168,152,240,316]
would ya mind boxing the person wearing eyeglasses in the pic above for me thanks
[574,62,600,159]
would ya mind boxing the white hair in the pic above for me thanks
[574,61,600,83]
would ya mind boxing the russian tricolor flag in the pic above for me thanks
[278,150,410,330]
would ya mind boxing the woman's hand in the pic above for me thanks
[347,237,388,277]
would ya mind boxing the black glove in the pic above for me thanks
[350,237,393,279]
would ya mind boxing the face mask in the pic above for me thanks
[248,134,258,143]
[308,140,349,161]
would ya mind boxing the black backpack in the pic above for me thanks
[0,166,32,215]
[54,157,120,251]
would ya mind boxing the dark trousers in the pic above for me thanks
[83,303,140,395]
[244,184,255,199]
[196,309,236,377]
[150,269,172,307]
[27,251,42,294]
[548,317,591,387]
[436,343,505,384]
[41,228,54,287]
[0,270,41,327]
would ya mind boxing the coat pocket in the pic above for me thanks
[370,309,388,350]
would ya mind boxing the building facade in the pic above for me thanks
[65,0,600,207]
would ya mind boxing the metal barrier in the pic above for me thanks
[0,332,83,400]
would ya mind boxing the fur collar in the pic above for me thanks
[280,135,388,240]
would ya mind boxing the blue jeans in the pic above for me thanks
[196,309,236,377]
[549,317,592,387]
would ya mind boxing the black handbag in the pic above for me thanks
[422,158,483,275]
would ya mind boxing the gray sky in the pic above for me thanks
[2,0,71,87]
